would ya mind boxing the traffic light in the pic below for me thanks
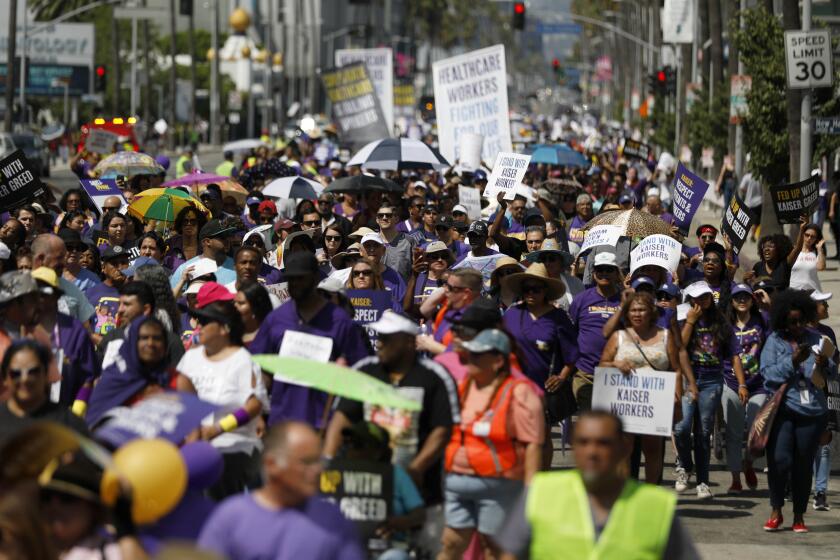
[647,71,663,96]
[665,66,677,95]
[512,2,525,30]
[552,58,560,75]
[179,0,192,16]
[95,65,107,93]
[419,95,435,120]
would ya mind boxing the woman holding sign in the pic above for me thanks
[599,292,682,485]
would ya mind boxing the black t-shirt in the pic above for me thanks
[0,401,89,452]
[752,259,792,289]
[338,356,459,504]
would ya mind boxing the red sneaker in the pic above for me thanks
[744,466,758,490]
[763,515,784,532]
[727,480,743,495]
[792,522,809,533]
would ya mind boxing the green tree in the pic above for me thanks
[685,86,729,164]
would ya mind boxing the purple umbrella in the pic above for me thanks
[161,172,229,187]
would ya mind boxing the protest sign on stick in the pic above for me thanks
[721,192,757,255]
[79,179,127,216]
[320,458,393,547]
[321,63,390,148]
[483,152,531,201]
[458,186,482,221]
[85,129,119,154]
[621,139,652,161]
[459,132,484,171]
[670,163,710,236]
[770,176,819,225]
[0,150,45,213]
[592,367,676,436]
[347,289,393,346]
[335,48,394,134]
[580,225,623,254]
[630,234,682,274]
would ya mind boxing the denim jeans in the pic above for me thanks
[813,444,831,493]
[721,385,767,473]
[767,406,827,514]
[674,377,723,485]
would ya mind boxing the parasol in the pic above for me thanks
[94,152,165,178]
[127,188,210,223]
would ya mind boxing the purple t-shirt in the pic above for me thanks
[85,283,120,335]
[381,266,407,308]
[55,312,100,405]
[434,306,465,345]
[568,288,621,374]
[723,315,767,394]
[568,215,588,245]
[412,272,441,305]
[249,299,371,427]
[198,494,364,560]
[502,304,579,385]
[260,263,283,285]
[681,318,734,380]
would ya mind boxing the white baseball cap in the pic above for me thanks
[684,280,713,299]
[593,251,619,268]
[452,204,468,215]
[810,290,832,302]
[0,241,9,260]
[413,181,428,190]
[189,257,218,280]
[369,310,419,336]
[360,233,384,247]
[184,280,207,295]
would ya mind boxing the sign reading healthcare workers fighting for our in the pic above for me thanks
[770,175,819,225]
[484,152,531,201]
[321,63,390,148]
[592,367,677,436]
[0,150,45,213]
[621,138,652,161]
[670,163,710,236]
[580,225,623,255]
[784,29,833,90]
[79,178,125,216]
[721,192,756,255]
[347,289,394,346]
[320,458,393,545]
[432,44,512,167]
[335,48,395,135]
[630,234,682,275]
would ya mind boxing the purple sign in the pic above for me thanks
[670,163,709,236]
[79,178,126,217]
[347,289,394,345]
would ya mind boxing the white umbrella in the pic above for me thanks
[347,137,450,171]
[263,176,324,199]
[222,138,267,153]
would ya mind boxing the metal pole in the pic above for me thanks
[690,0,698,83]
[19,2,27,126]
[63,83,69,125]
[130,15,138,116]
[4,0,17,131]
[266,0,274,136]
[168,0,177,150]
[734,0,745,178]
[674,47,682,155]
[210,0,220,145]
[247,58,255,137]
[800,0,812,181]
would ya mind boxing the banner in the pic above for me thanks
[85,128,118,154]
[484,152,531,201]
[770,176,819,225]
[458,186,482,221]
[79,178,125,216]
[347,289,393,345]
[320,458,393,546]
[670,163,710,235]
[264,282,291,306]
[721,193,756,255]
[580,225,623,254]
[592,366,676,436]
[393,80,416,118]
[630,234,682,274]
[432,44,512,166]
[321,63,390,148]
[0,149,44,213]
[458,132,484,171]
[335,48,394,134]
[621,139,651,161]
[827,377,840,432]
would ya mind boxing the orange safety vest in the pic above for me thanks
[444,375,522,477]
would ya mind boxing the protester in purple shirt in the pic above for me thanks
[85,246,130,335]
[198,422,364,560]
[249,253,371,427]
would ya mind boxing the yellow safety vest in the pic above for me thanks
[527,471,675,560]
[215,160,235,177]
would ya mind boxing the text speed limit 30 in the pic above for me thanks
[784,29,833,90]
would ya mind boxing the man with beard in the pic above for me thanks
[170,219,237,288]
[31,234,95,327]
[498,411,698,560]
[249,252,371,428]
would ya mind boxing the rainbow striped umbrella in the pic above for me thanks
[127,188,210,223]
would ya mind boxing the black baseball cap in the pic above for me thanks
[467,220,489,237]
[456,298,501,329]
[58,228,84,247]
[435,215,455,230]
[199,219,236,242]
[283,251,320,277]
[101,245,129,261]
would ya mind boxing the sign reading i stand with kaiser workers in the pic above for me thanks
[335,48,395,135]
[483,152,531,201]
[0,150,44,213]
[321,63,390,148]
[670,163,710,236]
[630,234,682,275]
[592,367,677,436]
[432,44,512,167]
[784,29,833,90]
[770,175,819,225]
[721,192,757,255]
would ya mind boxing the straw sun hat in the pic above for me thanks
[501,262,565,301]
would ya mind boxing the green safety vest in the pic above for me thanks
[215,160,235,177]
[175,155,190,178]
[527,471,675,560]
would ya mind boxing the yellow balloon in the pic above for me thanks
[229,7,251,32]
[100,439,187,525]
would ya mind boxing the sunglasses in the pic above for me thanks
[317,199,332,205]
[522,284,545,294]
[427,252,449,261]
[352,269,374,277]
[303,220,321,227]
[656,292,674,301]
[325,234,342,242]
[444,282,470,293]
[7,366,43,380]
[377,213,394,220]
[594,266,616,275]
[539,254,563,264]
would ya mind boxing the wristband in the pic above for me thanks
[71,384,94,417]
[219,408,251,432]
[738,384,747,389]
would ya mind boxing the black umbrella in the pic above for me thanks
[324,174,403,194]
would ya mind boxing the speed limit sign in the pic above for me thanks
[784,30,833,90]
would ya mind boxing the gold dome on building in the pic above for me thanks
[229,8,251,32]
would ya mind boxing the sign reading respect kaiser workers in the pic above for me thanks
[770,176,819,225]
[630,234,682,274]
[592,367,676,436]
[721,192,757,255]
[321,63,390,148]
[0,150,45,213]
[670,163,709,236]
[347,289,394,346]
[484,152,531,200]
[433,44,512,167]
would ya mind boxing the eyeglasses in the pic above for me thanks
[444,282,469,293]
[427,252,449,261]
[325,234,342,242]
[7,366,43,380]
[656,292,674,301]
[594,266,616,275]
[702,257,722,265]
[303,220,321,227]
[352,269,374,277]
[377,213,394,220]
[522,284,545,294]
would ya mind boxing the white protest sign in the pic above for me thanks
[433,44,512,166]
[279,331,333,363]
[264,282,291,306]
[484,152,531,201]
[336,48,395,134]
[592,367,676,436]
[580,225,622,254]
[630,234,682,274]
[458,185,482,221]
[784,30,833,90]
[85,129,118,154]
[459,132,484,171]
